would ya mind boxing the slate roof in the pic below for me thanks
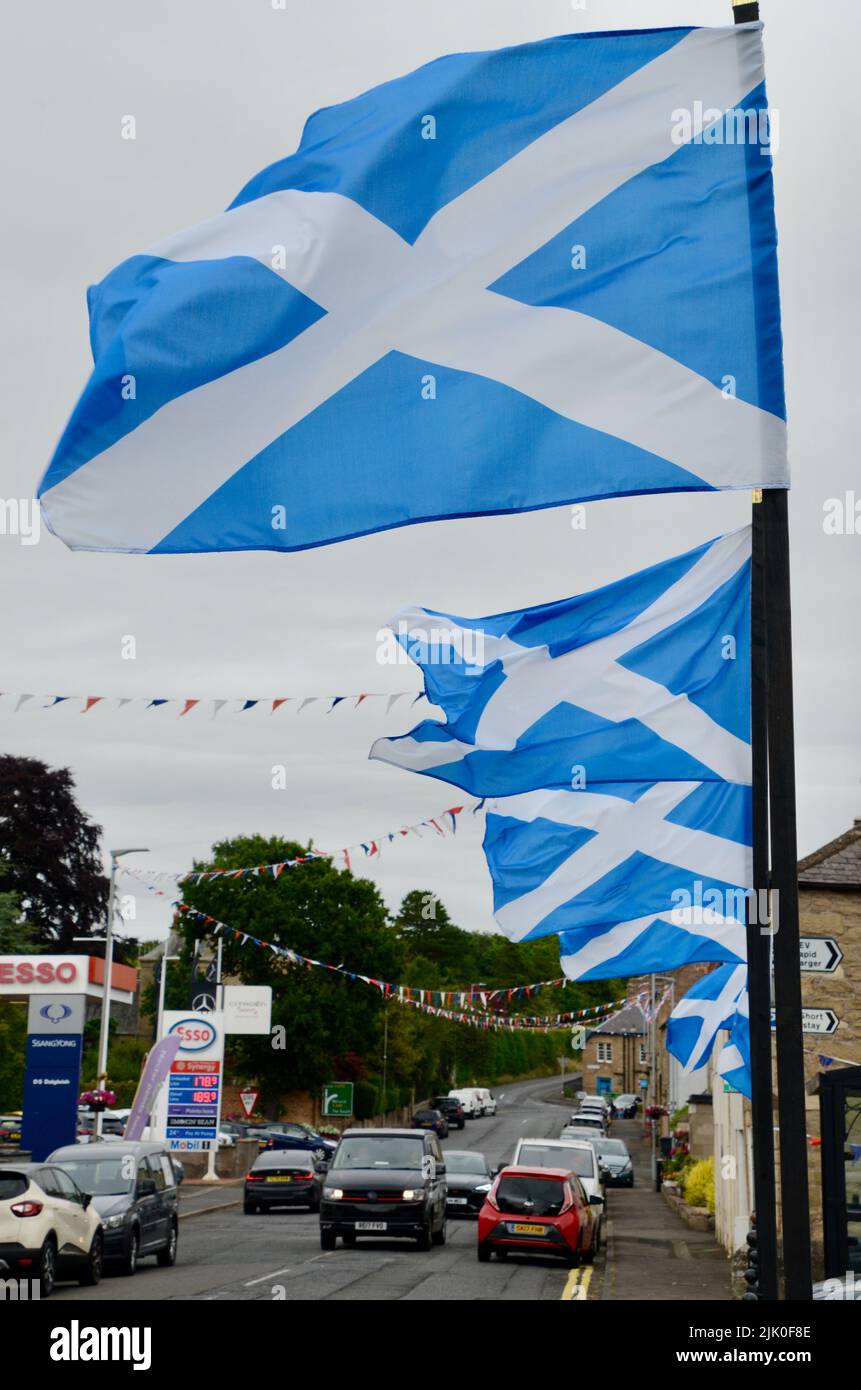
[798,821,861,890]
[586,1002,647,1038]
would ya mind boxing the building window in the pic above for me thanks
[597,1041,613,1063]
[639,1042,648,1065]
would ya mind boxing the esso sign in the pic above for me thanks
[168,1016,219,1053]
[0,957,81,991]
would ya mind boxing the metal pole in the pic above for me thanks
[203,935,225,1182]
[732,0,811,1299]
[650,973,657,1182]
[155,952,178,1043]
[93,854,118,1140]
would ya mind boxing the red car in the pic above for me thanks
[477,1165,600,1266]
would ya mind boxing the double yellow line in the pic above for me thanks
[561,1266,593,1301]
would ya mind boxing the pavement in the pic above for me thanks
[50,1079,732,1302]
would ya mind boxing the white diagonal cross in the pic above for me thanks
[559,907,747,980]
[491,781,752,941]
[669,963,747,1072]
[42,26,784,551]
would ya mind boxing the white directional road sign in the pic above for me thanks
[771,1007,839,1036]
[799,937,843,973]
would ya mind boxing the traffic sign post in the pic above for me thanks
[322,1082,354,1118]
[771,1008,839,1037]
[239,1088,259,1119]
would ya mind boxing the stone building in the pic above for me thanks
[582,1002,648,1094]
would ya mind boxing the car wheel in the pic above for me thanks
[308,1196,320,1214]
[121,1229,139,1277]
[458,1120,465,1130]
[582,1234,596,1266]
[80,1232,103,1286]
[320,1229,337,1251]
[566,1245,581,1268]
[416,1224,432,1251]
[313,1147,326,1162]
[432,1217,447,1247]
[39,1237,57,1298]
[243,1200,258,1215]
[477,1242,491,1262]
[157,1222,178,1267]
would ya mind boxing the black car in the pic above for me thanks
[443,1150,494,1216]
[48,1140,179,1276]
[320,1128,447,1251]
[412,1107,448,1139]
[245,1148,325,1213]
[432,1096,466,1130]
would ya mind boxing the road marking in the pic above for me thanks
[244,1265,293,1287]
[561,1266,593,1301]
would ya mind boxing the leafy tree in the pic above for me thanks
[0,755,108,949]
[0,887,41,953]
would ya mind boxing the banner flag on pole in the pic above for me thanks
[666,962,751,1097]
[38,25,785,553]
[371,528,751,796]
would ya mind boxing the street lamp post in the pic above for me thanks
[156,951,180,1042]
[94,847,149,1138]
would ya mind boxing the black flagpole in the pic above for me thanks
[733,0,812,1299]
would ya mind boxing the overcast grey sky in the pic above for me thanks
[1,0,858,946]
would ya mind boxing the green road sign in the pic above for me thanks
[322,1082,354,1117]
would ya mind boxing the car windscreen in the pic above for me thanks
[414,1110,436,1120]
[594,1140,627,1156]
[0,1173,28,1199]
[445,1153,487,1175]
[496,1176,567,1217]
[518,1144,593,1177]
[333,1137,426,1170]
[51,1158,135,1196]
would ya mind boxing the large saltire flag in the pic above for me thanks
[38,24,785,553]
[666,963,751,1098]
[371,527,752,796]
[483,779,751,944]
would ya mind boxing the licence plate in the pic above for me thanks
[510,1222,546,1236]
[356,1221,386,1231]
[447,1197,468,1205]
[266,1176,292,1183]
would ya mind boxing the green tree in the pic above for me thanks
[0,887,41,953]
[0,755,108,949]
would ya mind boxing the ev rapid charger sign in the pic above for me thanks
[153,1011,225,1152]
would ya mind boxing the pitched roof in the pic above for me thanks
[798,821,861,890]
[587,1002,647,1038]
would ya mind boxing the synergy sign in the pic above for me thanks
[153,1010,225,1152]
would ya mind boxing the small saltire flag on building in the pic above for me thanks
[483,780,751,944]
[371,527,751,797]
[38,24,785,553]
[666,962,751,1098]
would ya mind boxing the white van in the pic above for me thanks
[448,1088,480,1118]
[473,1088,497,1116]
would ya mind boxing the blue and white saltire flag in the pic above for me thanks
[371,527,751,797]
[666,963,751,1098]
[558,908,746,983]
[38,24,786,553]
[483,780,751,945]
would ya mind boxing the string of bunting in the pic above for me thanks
[120,802,474,896]
[1,690,424,718]
[175,904,631,1031]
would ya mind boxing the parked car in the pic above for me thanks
[561,1123,608,1146]
[444,1151,494,1217]
[587,1136,634,1187]
[613,1094,639,1119]
[477,1165,600,1265]
[412,1107,448,1139]
[457,1087,491,1117]
[0,1160,103,1295]
[569,1111,607,1136]
[0,1116,22,1147]
[320,1128,447,1251]
[448,1088,480,1118]
[432,1096,466,1130]
[473,1088,498,1116]
[244,1147,324,1214]
[47,1140,179,1276]
[261,1122,337,1161]
[513,1136,605,1247]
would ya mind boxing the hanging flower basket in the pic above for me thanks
[79,1088,116,1112]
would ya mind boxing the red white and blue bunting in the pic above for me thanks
[1,689,424,717]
